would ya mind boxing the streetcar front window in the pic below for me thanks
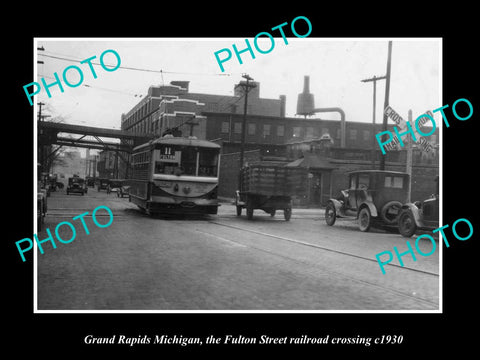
[153,147,219,177]
[180,147,197,176]
[155,161,180,175]
[198,150,219,177]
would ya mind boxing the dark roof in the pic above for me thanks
[347,170,409,176]
[285,153,336,169]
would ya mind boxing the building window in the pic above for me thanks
[349,129,357,140]
[363,130,370,141]
[263,124,271,137]
[277,125,285,137]
[248,123,256,135]
[306,127,314,138]
[293,127,302,138]
[234,122,242,134]
[221,121,230,133]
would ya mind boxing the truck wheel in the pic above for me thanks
[358,207,371,232]
[246,206,254,220]
[325,202,336,226]
[398,210,417,237]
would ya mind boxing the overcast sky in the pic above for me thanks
[34,38,441,136]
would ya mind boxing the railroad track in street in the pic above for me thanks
[207,219,440,308]
[209,220,439,277]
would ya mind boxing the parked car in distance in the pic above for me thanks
[108,179,130,197]
[109,179,125,194]
[37,184,48,231]
[67,177,87,195]
[86,176,96,187]
[97,178,110,192]
[117,180,130,197]
[325,170,410,232]
[398,176,439,237]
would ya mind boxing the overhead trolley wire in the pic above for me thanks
[38,53,231,77]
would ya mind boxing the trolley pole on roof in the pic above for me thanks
[237,74,256,189]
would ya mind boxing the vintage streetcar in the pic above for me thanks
[128,135,221,216]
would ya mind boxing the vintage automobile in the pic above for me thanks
[114,180,131,198]
[97,178,110,192]
[37,184,48,231]
[66,177,87,195]
[108,179,129,197]
[86,176,96,187]
[398,176,439,237]
[325,170,410,232]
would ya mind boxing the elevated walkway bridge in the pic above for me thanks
[38,121,155,176]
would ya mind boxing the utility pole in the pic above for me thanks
[38,102,45,122]
[361,75,387,168]
[238,74,256,169]
[237,74,257,190]
[380,41,393,171]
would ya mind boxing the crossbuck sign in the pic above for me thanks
[383,105,435,153]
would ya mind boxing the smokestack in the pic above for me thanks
[279,95,286,117]
[303,76,310,92]
[296,76,315,116]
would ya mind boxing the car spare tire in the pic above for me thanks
[380,201,403,225]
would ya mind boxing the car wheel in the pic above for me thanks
[398,209,417,237]
[325,202,336,226]
[358,207,371,232]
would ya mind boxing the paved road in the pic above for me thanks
[36,188,439,311]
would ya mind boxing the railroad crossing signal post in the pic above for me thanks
[406,109,413,203]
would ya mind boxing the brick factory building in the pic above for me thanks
[112,78,439,207]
